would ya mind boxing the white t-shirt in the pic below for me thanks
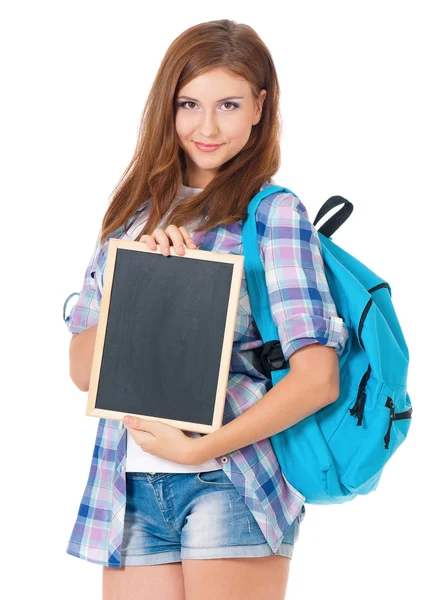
[121,183,222,474]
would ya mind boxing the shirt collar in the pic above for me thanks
[135,184,204,212]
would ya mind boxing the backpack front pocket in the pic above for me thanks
[340,384,412,495]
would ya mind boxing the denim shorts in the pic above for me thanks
[120,469,305,566]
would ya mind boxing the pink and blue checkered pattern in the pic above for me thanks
[63,182,349,567]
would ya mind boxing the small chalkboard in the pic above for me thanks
[86,238,244,434]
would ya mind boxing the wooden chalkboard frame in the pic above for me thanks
[86,238,244,434]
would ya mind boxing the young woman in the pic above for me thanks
[63,19,349,600]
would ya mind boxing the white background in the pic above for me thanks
[2,1,422,598]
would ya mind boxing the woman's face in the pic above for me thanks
[175,67,266,188]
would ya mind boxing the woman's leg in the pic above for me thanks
[182,554,291,600]
[103,562,186,600]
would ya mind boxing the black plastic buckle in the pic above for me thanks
[255,340,289,379]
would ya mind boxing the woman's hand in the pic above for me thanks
[124,416,204,465]
[140,225,198,256]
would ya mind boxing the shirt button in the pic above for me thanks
[221,456,228,464]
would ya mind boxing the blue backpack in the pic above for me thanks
[242,185,413,504]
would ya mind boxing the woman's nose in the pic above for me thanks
[198,111,219,136]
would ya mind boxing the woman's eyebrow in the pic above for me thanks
[176,95,244,103]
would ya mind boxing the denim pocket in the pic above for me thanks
[196,469,234,486]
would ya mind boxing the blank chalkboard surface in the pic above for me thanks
[86,238,244,434]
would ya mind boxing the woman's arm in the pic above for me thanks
[196,343,339,463]
[64,228,104,390]
[69,325,98,391]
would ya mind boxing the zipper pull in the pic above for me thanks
[349,390,366,426]
[349,365,371,425]
[349,392,362,417]
[384,398,395,449]
[356,391,367,426]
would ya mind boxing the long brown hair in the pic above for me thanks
[99,19,282,246]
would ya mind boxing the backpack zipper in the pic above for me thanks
[349,364,372,426]
[384,397,413,449]
[384,398,395,449]
[357,283,390,351]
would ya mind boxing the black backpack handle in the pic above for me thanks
[313,195,354,238]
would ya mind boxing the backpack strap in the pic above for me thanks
[312,195,353,238]
[242,185,298,378]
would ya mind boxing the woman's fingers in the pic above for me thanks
[162,225,197,256]
[139,234,158,251]
[153,227,173,255]
[165,225,190,255]
[179,226,198,249]
[140,226,198,256]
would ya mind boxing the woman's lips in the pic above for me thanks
[194,142,223,152]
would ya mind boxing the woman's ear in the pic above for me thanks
[253,89,267,125]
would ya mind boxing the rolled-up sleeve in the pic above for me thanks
[63,229,103,334]
[261,194,349,361]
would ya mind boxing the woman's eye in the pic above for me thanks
[182,101,197,109]
[178,101,238,111]
[222,101,238,110]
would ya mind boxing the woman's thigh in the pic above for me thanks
[182,554,291,600]
[102,563,185,600]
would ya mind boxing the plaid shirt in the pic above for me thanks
[63,182,349,567]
